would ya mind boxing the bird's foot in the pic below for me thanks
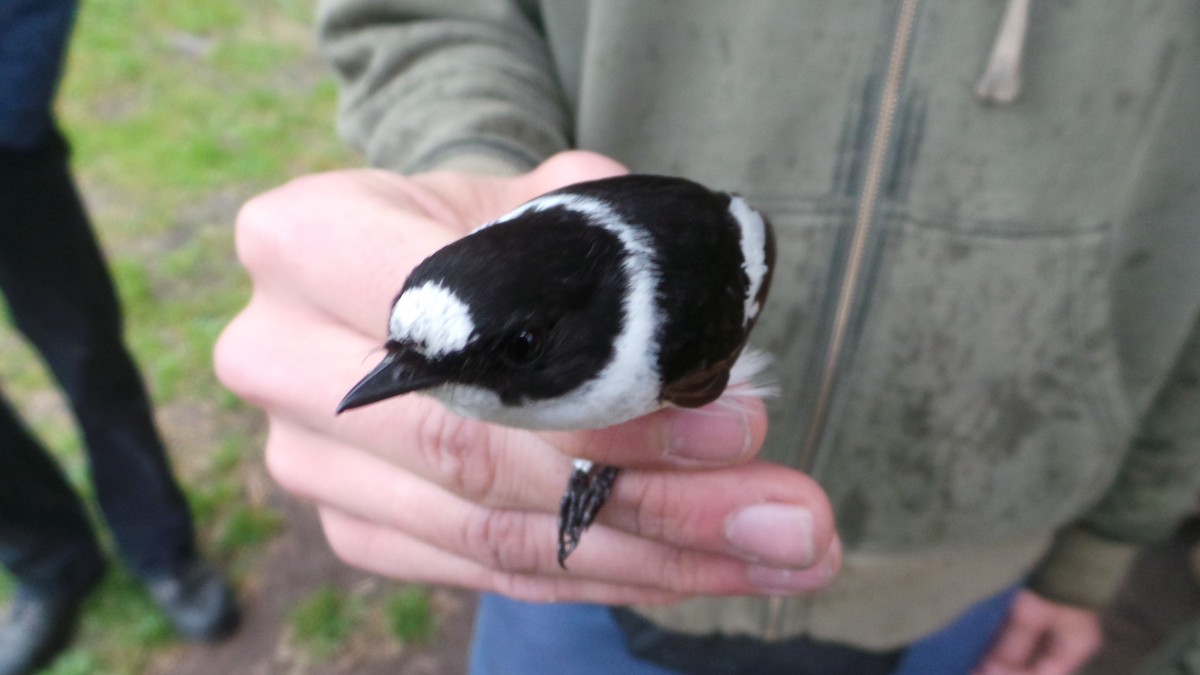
[556,461,621,569]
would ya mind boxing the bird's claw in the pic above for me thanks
[556,464,621,568]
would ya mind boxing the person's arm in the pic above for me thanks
[977,314,1200,674]
[1035,312,1200,606]
[317,0,571,175]
[215,152,842,604]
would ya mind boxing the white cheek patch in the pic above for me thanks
[389,282,476,357]
[728,196,769,326]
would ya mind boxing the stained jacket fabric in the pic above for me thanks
[316,0,1200,649]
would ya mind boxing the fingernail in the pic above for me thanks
[745,563,835,595]
[745,538,840,595]
[724,504,815,567]
[664,404,751,465]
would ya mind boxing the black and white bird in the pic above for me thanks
[337,174,775,567]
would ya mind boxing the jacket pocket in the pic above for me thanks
[817,216,1134,552]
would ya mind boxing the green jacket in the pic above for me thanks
[317,0,1200,649]
[1137,615,1200,675]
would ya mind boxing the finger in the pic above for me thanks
[316,507,685,606]
[233,172,460,332]
[411,150,631,229]
[1029,616,1101,675]
[223,305,836,567]
[268,412,836,577]
[221,298,837,568]
[315,493,839,601]
[230,158,633,369]
[219,299,738,481]
[218,303,574,498]
[515,150,630,195]
[541,395,767,468]
[222,292,769,473]
[606,462,837,569]
[980,614,1042,670]
[215,295,381,415]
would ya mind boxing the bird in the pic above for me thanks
[336,174,775,568]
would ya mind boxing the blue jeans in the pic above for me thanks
[0,0,78,149]
[471,595,679,675]
[894,584,1021,674]
[469,585,1019,674]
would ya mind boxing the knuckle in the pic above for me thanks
[323,527,362,567]
[414,406,502,504]
[654,547,709,595]
[621,473,672,541]
[212,312,264,402]
[234,175,332,272]
[262,430,312,498]
[463,509,544,574]
[618,472,709,550]
[211,318,245,394]
[319,510,372,568]
[233,190,293,271]
[488,571,564,604]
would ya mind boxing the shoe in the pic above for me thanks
[0,589,88,675]
[143,557,239,641]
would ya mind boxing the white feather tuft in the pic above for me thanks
[724,348,779,401]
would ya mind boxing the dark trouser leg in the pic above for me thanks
[0,129,195,579]
[0,392,104,598]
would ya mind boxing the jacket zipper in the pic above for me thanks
[766,0,921,639]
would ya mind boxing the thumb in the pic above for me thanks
[511,150,630,199]
[413,151,629,231]
[542,395,768,469]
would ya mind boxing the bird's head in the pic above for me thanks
[337,208,630,422]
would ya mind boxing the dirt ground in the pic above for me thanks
[146,483,477,675]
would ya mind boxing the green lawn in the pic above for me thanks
[0,2,439,672]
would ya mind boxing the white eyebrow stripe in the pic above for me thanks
[388,281,476,357]
[728,196,769,326]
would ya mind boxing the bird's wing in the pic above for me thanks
[659,349,739,408]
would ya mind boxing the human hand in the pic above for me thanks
[215,151,841,606]
[973,589,1103,675]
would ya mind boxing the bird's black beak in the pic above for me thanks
[336,350,447,413]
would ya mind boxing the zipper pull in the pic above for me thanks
[975,0,1031,104]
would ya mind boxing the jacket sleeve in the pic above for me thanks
[1030,311,1200,608]
[316,0,572,175]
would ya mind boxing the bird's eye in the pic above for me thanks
[501,330,543,367]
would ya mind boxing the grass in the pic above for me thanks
[0,1,454,673]
[285,584,439,665]
[386,586,437,645]
[288,586,355,661]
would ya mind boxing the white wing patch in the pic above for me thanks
[481,193,611,231]
[388,282,476,358]
[728,196,769,326]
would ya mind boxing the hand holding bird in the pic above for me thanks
[216,151,841,603]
